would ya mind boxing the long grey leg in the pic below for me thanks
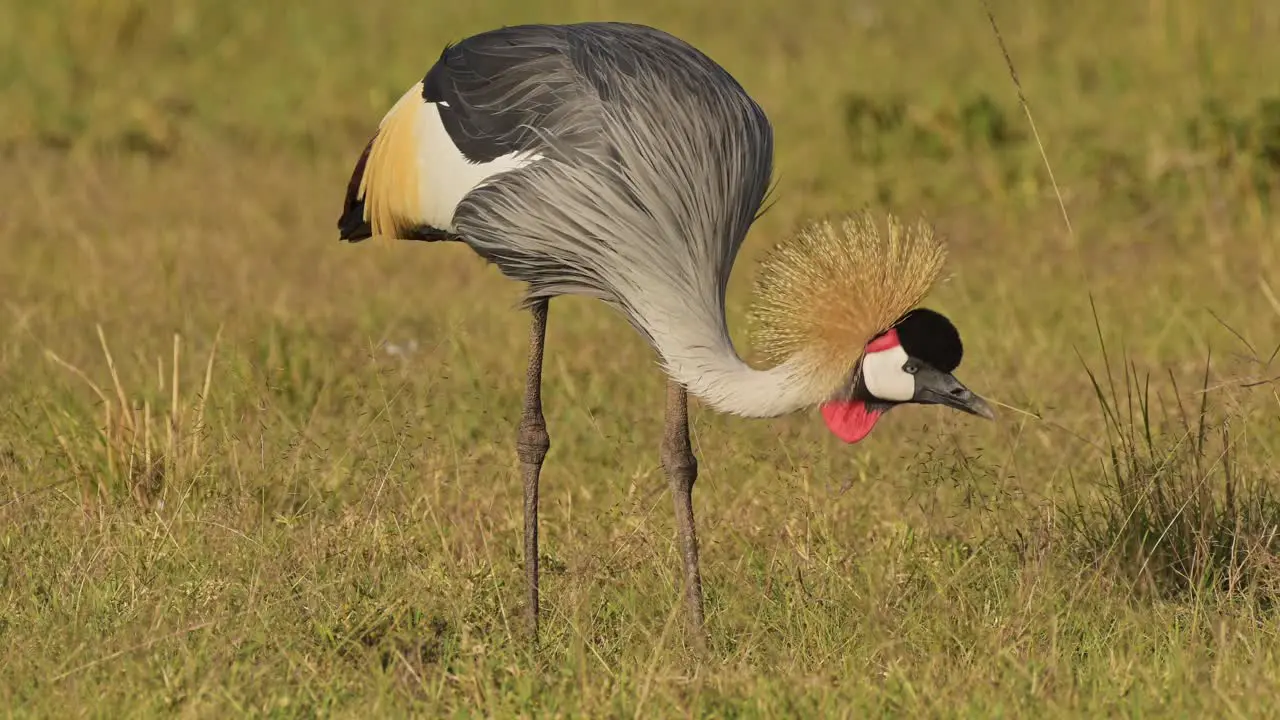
[517,299,551,638]
[661,380,707,645]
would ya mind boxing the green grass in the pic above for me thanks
[3,0,1280,716]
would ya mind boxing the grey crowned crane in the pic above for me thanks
[336,22,995,642]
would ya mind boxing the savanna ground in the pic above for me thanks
[2,0,1280,716]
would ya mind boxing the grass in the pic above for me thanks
[3,0,1280,716]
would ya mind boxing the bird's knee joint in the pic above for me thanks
[517,419,550,465]
[661,445,698,486]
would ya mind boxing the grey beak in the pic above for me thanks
[913,367,997,420]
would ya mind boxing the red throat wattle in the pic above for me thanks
[820,400,884,443]
[819,327,898,443]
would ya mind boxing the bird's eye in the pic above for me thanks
[903,361,920,374]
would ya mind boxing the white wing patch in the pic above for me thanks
[861,344,914,402]
[360,82,542,238]
[411,86,541,232]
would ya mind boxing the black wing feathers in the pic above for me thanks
[338,137,375,242]
[423,26,578,163]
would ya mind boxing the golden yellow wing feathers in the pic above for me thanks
[359,83,426,239]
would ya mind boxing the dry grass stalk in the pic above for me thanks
[44,324,222,508]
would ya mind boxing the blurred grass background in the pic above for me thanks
[2,0,1280,716]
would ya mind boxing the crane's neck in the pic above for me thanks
[660,345,830,418]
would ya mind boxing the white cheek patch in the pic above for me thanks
[862,345,915,402]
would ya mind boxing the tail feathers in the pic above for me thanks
[337,138,375,242]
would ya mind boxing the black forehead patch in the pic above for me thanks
[892,307,963,373]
